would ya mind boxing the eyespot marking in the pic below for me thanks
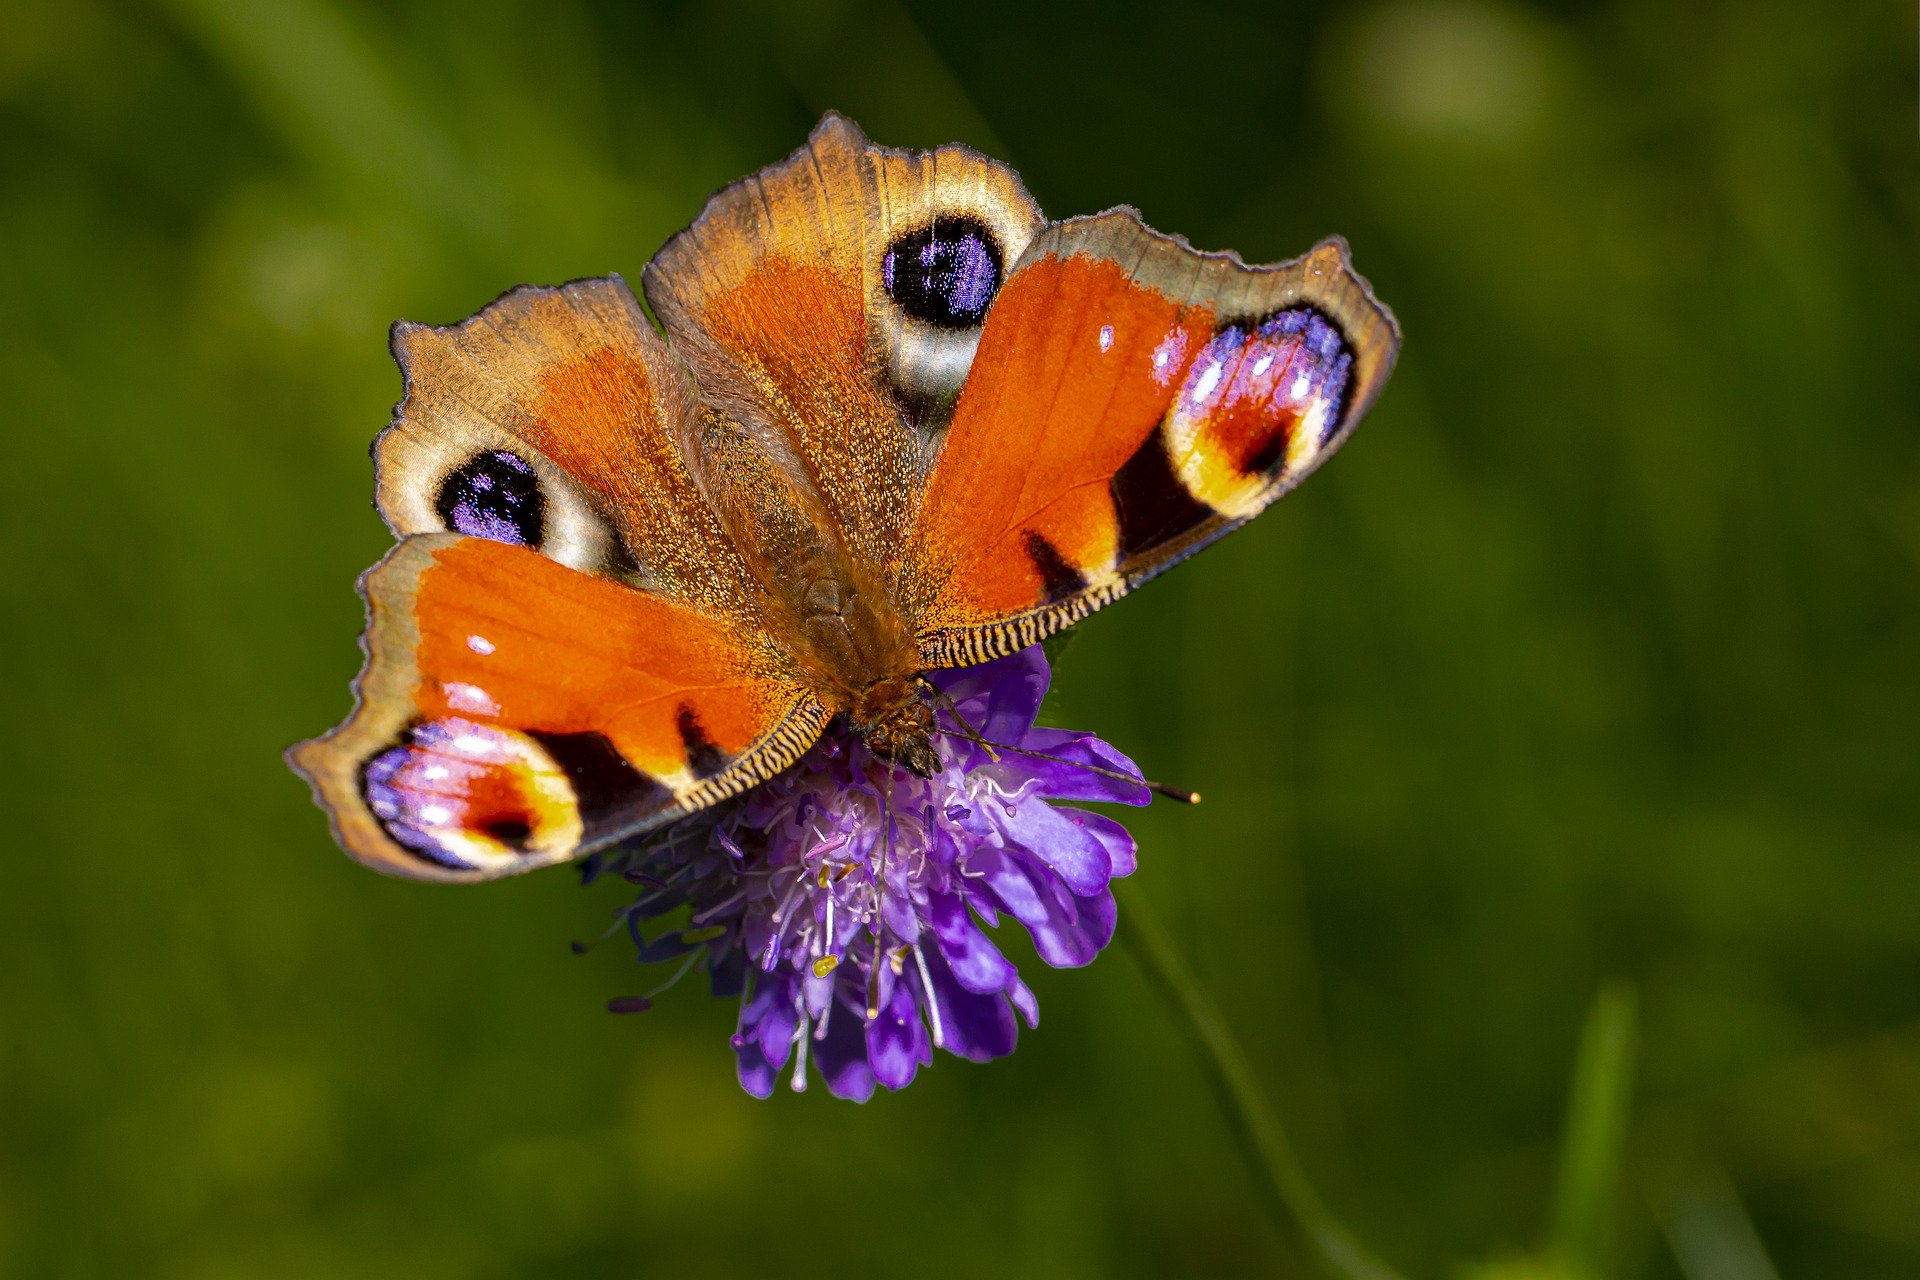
[882,217,1003,329]
[1160,306,1356,519]
[435,450,547,547]
[360,717,581,871]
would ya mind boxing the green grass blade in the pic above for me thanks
[1550,983,1639,1277]
[1119,884,1408,1280]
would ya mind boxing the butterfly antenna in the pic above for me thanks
[918,677,998,762]
[931,728,1201,805]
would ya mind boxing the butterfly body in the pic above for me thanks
[289,115,1400,882]
[766,543,937,774]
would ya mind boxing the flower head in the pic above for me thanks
[589,645,1149,1100]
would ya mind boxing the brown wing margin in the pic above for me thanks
[901,210,1401,667]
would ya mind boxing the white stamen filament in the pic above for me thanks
[767,871,807,930]
[690,889,744,925]
[913,944,944,1049]
[789,1001,811,1093]
[813,986,834,1041]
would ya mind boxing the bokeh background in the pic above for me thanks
[3,0,1916,1276]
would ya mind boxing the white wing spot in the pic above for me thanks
[443,682,500,716]
[1190,360,1224,403]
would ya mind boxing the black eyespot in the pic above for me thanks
[882,216,1003,329]
[435,450,545,547]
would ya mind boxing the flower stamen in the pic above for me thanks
[912,944,945,1049]
[789,993,811,1093]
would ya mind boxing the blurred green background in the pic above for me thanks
[3,0,1916,1276]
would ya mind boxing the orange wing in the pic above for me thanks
[903,212,1400,666]
[297,275,830,881]
[288,535,825,883]
[374,275,761,622]
[641,113,1044,575]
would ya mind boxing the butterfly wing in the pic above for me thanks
[637,117,1396,666]
[902,211,1401,665]
[375,274,761,619]
[289,534,826,882]
[296,276,826,881]
[640,113,1045,576]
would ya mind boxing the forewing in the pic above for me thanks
[288,535,826,883]
[376,276,760,623]
[640,113,1045,574]
[903,211,1400,666]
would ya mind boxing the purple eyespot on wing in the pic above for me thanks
[434,450,546,546]
[362,734,474,869]
[1252,308,1353,449]
[882,217,1003,329]
[1170,306,1356,476]
[360,717,583,873]
[1151,305,1357,519]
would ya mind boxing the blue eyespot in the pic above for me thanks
[435,449,545,546]
[882,217,1003,329]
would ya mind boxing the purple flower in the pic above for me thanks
[589,645,1149,1100]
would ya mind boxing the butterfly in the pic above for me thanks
[288,114,1401,883]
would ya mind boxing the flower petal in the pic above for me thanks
[866,973,932,1090]
[1021,728,1151,806]
[1008,975,1040,1029]
[734,973,797,1096]
[924,949,1019,1062]
[997,854,1114,968]
[998,799,1113,896]
[972,845,1050,928]
[735,1043,780,1099]
[708,946,746,999]
[928,890,1017,994]
[1059,807,1137,879]
[816,992,877,1102]
[972,849,1081,966]
[932,647,1049,744]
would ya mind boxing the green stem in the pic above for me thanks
[1117,884,1409,1280]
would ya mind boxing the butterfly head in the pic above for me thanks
[849,674,940,778]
